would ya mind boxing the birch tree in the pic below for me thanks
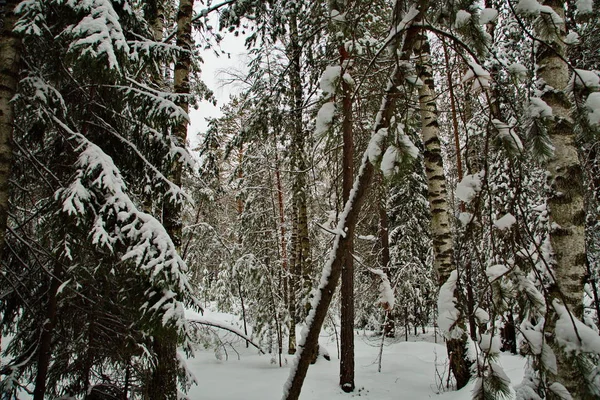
[150,0,195,397]
[533,1,588,398]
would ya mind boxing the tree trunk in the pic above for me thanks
[415,44,455,286]
[536,2,586,398]
[152,0,194,397]
[33,264,63,400]
[287,10,310,356]
[0,0,21,261]
[148,326,178,400]
[283,156,375,400]
[501,312,517,354]
[298,194,312,318]
[288,207,298,355]
[282,4,421,395]
[413,29,471,389]
[378,173,395,338]
[149,0,165,43]
[163,0,193,249]
[274,145,289,311]
[465,262,477,341]
[445,335,471,390]
[537,0,586,319]
[339,40,355,393]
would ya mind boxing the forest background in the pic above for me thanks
[0,0,599,399]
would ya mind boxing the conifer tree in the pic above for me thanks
[0,1,202,397]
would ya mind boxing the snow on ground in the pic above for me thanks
[185,309,526,399]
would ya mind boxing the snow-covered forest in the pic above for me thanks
[0,0,599,399]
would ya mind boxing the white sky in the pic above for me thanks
[188,12,249,151]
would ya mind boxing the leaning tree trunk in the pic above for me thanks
[0,0,21,262]
[536,2,586,398]
[151,0,194,398]
[282,5,425,398]
[413,28,471,389]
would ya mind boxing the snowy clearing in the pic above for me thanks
[184,309,526,400]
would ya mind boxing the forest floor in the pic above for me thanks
[185,309,527,399]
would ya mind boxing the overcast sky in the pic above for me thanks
[188,12,249,151]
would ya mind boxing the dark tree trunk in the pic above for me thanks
[339,39,355,393]
[148,327,178,400]
[288,208,298,355]
[283,4,419,393]
[0,0,21,261]
[284,157,375,400]
[446,335,472,390]
[465,263,477,341]
[378,181,395,338]
[33,264,63,400]
[123,359,131,400]
[501,312,517,354]
[287,9,311,356]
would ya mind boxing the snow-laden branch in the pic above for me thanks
[89,114,192,204]
[52,116,199,346]
[63,0,130,71]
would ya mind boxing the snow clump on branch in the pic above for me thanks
[437,270,464,339]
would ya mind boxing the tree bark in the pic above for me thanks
[537,0,585,319]
[287,10,312,356]
[33,264,63,400]
[378,173,395,338]
[274,145,289,311]
[163,0,193,250]
[0,0,21,261]
[415,49,455,287]
[339,41,355,393]
[536,2,586,398]
[288,207,298,355]
[283,156,375,400]
[147,326,178,400]
[282,4,420,394]
[413,28,471,389]
[153,0,194,398]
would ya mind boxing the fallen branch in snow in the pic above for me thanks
[188,318,265,355]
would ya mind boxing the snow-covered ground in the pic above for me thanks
[185,309,526,399]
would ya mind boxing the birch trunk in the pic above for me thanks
[152,0,194,397]
[537,2,586,398]
[0,0,21,261]
[537,1,585,319]
[414,30,471,389]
